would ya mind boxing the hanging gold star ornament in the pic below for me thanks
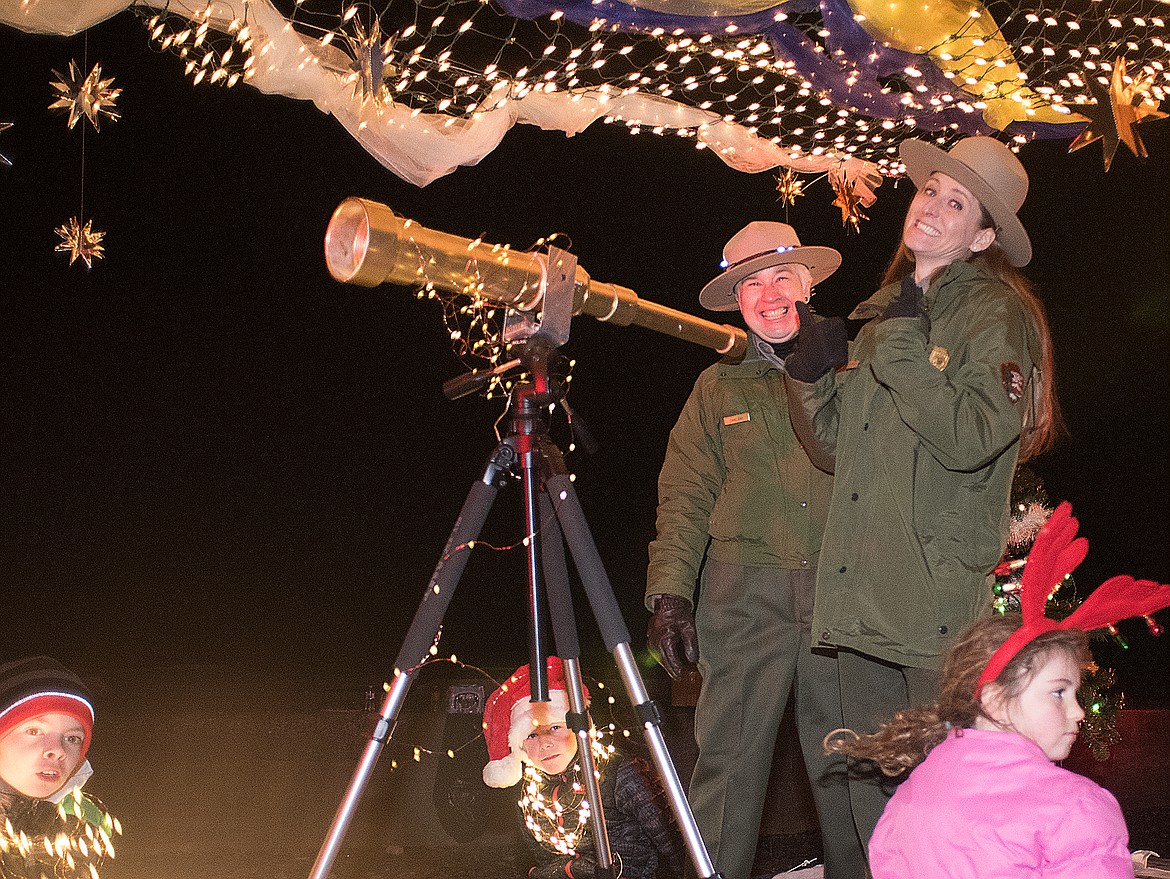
[0,121,12,167]
[342,14,396,103]
[49,60,122,131]
[1069,57,1167,172]
[829,166,870,233]
[55,217,106,269]
[774,168,806,208]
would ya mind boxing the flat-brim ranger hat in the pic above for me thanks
[899,136,1032,268]
[699,221,842,312]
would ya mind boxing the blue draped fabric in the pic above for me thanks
[494,0,1084,140]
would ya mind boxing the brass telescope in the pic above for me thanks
[324,197,748,358]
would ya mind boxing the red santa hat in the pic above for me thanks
[482,656,588,788]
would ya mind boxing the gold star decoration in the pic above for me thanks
[343,15,396,103]
[773,168,806,208]
[54,217,106,269]
[0,121,12,167]
[829,167,869,233]
[1069,57,1168,171]
[49,60,122,131]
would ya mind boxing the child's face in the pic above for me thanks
[522,722,579,775]
[999,651,1086,761]
[0,712,86,798]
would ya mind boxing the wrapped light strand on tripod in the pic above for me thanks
[372,655,510,771]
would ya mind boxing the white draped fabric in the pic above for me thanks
[0,0,881,193]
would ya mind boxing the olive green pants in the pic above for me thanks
[689,561,866,879]
[836,648,940,854]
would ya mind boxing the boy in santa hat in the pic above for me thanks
[0,655,119,878]
[484,656,684,879]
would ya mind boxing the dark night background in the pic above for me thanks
[1,11,1168,711]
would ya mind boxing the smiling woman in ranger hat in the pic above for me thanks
[646,221,867,879]
[783,135,1063,860]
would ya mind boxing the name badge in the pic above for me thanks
[723,413,750,426]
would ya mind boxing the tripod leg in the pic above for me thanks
[309,475,502,879]
[538,498,615,876]
[538,493,582,662]
[544,472,720,879]
[562,657,615,878]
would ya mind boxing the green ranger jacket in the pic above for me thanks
[786,260,1041,668]
[646,343,833,607]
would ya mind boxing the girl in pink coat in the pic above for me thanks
[828,502,1170,878]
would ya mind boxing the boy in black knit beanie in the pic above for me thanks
[0,656,119,878]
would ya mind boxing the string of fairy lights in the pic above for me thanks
[26,0,1170,267]
[0,790,121,879]
[374,655,631,786]
[136,0,1170,174]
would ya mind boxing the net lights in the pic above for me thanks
[138,0,1170,186]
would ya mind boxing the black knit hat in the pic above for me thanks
[0,656,94,764]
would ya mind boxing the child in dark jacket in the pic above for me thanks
[0,656,119,879]
[482,657,684,879]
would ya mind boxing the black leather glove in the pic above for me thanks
[883,275,926,320]
[783,300,848,383]
[647,594,699,679]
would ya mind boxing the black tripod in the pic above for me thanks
[308,334,718,879]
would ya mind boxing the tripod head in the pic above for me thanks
[441,243,577,402]
[436,243,599,453]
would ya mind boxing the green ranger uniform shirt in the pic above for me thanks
[787,260,1041,668]
[646,340,832,607]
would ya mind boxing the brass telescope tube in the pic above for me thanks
[324,197,747,358]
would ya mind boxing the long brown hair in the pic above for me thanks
[880,222,1063,462]
[825,614,1089,776]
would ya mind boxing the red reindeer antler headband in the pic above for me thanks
[976,501,1170,693]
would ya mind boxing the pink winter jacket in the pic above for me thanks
[869,728,1132,878]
